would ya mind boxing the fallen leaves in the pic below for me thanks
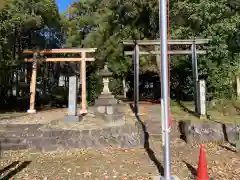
[83,171,92,177]
[1,121,240,180]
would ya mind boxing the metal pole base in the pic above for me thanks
[64,115,82,123]
[152,175,180,180]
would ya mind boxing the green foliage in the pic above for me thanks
[171,0,240,99]
[51,86,68,102]
[0,0,63,106]
[109,77,123,96]
[64,0,240,101]
[86,65,102,105]
[0,0,61,68]
[0,0,239,106]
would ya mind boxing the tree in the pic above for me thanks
[0,0,62,102]
[0,0,61,66]
[63,0,240,100]
[171,0,240,98]
[63,0,161,97]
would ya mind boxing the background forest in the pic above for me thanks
[0,0,240,112]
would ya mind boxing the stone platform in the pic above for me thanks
[0,107,144,152]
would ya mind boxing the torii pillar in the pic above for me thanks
[80,52,87,114]
[27,52,38,113]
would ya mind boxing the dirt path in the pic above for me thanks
[0,108,67,124]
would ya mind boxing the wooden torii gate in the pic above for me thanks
[123,39,210,115]
[22,48,96,114]
[123,39,210,147]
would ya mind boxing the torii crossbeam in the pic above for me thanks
[22,48,96,114]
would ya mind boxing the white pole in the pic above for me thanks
[159,0,171,179]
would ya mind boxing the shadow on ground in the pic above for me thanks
[183,161,197,177]
[0,161,31,179]
[129,103,164,176]
[178,120,188,143]
[219,144,236,153]
[177,101,198,118]
[220,123,237,151]
[118,97,160,104]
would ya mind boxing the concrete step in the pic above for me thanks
[0,124,42,131]
[0,137,24,144]
[0,130,41,138]
[0,143,28,151]
[0,137,59,151]
[0,124,44,137]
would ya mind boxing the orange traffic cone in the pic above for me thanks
[196,144,210,180]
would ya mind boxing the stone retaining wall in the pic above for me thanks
[0,122,144,152]
[179,120,240,144]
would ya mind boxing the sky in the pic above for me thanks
[56,0,77,12]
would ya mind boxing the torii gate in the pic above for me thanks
[22,48,96,114]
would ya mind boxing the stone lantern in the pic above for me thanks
[94,64,124,124]
[100,64,112,95]
[95,64,117,105]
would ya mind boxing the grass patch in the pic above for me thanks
[171,101,240,124]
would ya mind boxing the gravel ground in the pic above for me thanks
[0,109,67,125]
[0,105,239,180]
[1,137,239,180]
